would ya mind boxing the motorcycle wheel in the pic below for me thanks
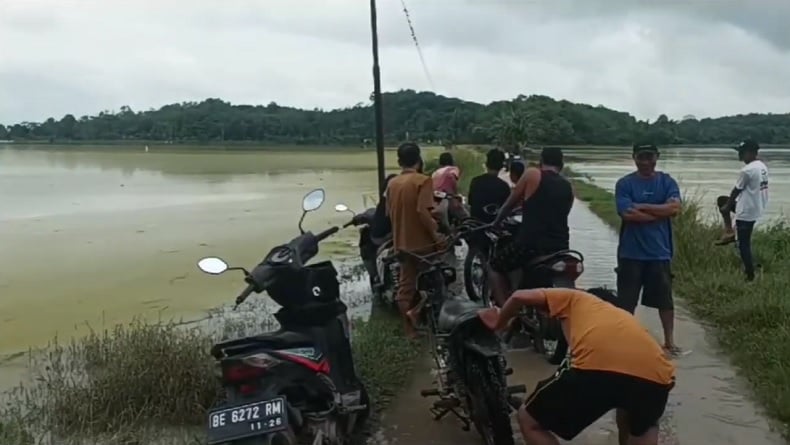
[466,358,515,445]
[463,247,488,303]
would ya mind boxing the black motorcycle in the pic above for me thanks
[333,203,398,309]
[405,227,526,445]
[197,189,369,445]
[462,204,521,304]
[464,205,585,365]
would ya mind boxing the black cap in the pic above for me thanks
[633,143,659,154]
[735,139,759,153]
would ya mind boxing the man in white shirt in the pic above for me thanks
[715,139,769,281]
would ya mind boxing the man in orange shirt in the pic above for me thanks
[386,142,444,338]
[479,287,675,445]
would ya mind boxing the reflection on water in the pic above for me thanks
[568,147,790,222]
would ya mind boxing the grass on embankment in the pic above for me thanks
[0,308,420,444]
[571,176,790,436]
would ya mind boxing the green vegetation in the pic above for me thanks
[0,309,420,444]
[4,90,790,147]
[571,176,790,437]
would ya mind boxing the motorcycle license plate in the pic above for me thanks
[206,397,288,444]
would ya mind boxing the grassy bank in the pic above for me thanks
[571,176,790,436]
[0,304,419,444]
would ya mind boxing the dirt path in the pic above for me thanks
[371,200,786,445]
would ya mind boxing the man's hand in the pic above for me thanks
[478,307,502,331]
[433,233,448,251]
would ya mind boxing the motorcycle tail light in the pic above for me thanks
[550,260,584,280]
[223,353,281,383]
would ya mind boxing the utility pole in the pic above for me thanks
[369,0,386,192]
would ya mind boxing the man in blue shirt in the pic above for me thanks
[615,144,684,356]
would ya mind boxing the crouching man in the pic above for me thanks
[479,287,675,445]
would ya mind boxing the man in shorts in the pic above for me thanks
[614,143,684,356]
[479,287,675,445]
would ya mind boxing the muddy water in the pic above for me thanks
[566,146,790,222]
[375,202,785,444]
[0,147,408,359]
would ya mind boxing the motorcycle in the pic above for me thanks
[465,205,585,365]
[433,190,469,235]
[462,204,521,304]
[405,226,526,445]
[333,203,399,309]
[197,189,369,445]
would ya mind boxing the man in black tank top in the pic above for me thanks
[489,148,574,307]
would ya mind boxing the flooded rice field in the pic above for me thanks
[1,145,788,443]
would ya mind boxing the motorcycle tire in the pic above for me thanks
[466,358,515,445]
[463,247,488,303]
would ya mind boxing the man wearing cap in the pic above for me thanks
[715,139,769,282]
[615,144,684,357]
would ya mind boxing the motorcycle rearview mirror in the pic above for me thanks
[299,188,326,233]
[197,257,230,275]
[334,203,356,216]
[302,189,325,212]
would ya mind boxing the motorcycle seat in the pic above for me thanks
[438,296,484,333]
[211,330,314,359]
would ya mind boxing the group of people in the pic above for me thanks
[373,139,768,445]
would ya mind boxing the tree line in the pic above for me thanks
[3,90,789,147]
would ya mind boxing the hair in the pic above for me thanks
[585,287,625,310]
[397,142,422,168]
[485,148,505,170]
[439,152,454,167]
[509,160,525,179]
[540,147,564,169]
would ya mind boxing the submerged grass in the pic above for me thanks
[571,175,790,436]
[0,293,420,444]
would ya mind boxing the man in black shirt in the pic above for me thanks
[468,148,510,223]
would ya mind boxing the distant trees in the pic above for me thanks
[4,90,790,146]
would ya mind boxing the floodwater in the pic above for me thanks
[0,146,405,358]
[375,202,785,444]
[566,146,790,222]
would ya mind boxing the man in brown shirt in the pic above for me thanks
[386,142,444,338]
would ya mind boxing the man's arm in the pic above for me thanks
[495,289,548,330]
[494,167,540,225]
[722,170,747,211]
[636,175,682,218]
[615,177,657,223]
[417,177,441,242]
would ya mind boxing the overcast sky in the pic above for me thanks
[1,0,789,124]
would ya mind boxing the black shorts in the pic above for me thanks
[524,366,673,440]
[616,258,674,313]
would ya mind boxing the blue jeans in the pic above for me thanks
[735,220,756,279]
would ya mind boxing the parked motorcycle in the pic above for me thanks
[198,189,369,445]
[462,204,521,304]
[405,226,526,445]
[464,205,585,365]
[333,203,399,309]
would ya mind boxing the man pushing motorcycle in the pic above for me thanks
[479,287,675,445]
[488,147,574,307]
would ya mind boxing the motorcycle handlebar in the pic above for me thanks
[343,220,355,228]
[315,226,340,242]
[234,283,255,307]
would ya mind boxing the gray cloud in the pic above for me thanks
[0,0,789,124]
